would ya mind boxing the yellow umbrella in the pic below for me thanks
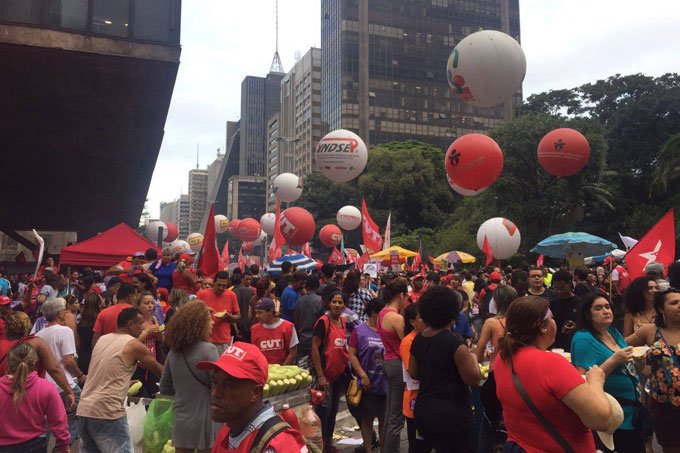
[434,251,477,265]
[370,246,420,260]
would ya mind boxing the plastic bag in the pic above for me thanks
[143,397,174,453]
[125,398,147,453]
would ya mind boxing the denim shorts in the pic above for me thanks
[77,416,133,453]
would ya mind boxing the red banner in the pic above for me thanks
[199,204,220,277]
[268,200,285,263]
[361,199,383,254]
[219,240,230,270]
[482,235,493,266]
[626,209,675,279]
[302,242,312,259]
[328,247,344,264]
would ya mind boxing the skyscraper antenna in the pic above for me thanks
[269,0,284,73]
[196,143,199,169]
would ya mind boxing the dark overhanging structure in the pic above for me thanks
[0,0,182,248]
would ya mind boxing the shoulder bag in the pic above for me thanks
[508,354,575,453]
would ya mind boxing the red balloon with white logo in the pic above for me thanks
[236,218,262,242]
[228,219,241,237]
[241,242,255,254]
[163,223,179,242]
[319,224,343,248]
[537,128,590,177]
[280,207,316,246]
[445,134,504,191]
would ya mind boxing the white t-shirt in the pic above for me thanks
[263,319,299,348]
[36,324,78,389]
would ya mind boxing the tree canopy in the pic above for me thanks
[296,73,680,262]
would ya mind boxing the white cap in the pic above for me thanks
[595,393,624,451]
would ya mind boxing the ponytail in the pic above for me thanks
[7,343,38,406]
[498,296,549,361]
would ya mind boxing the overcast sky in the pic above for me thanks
[145,0,680,218]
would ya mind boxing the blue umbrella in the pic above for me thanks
[267,253,316,274]
[531,232,617,259]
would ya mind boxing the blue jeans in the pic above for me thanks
[60,385,81,443]
[78,416,133,453]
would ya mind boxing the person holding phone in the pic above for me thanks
[549,270,582,352]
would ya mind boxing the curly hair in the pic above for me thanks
[418,285,460,329]
[624,276,655,315]
[164,300,212,351]
[4,311,31,339]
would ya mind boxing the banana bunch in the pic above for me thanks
[162,439,175,453]
[478,363,490,380]
[264,364,313,398]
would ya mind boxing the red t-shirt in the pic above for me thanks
[251,320,295,365]
[493,347,594,453]
[197,289,240,344]
[93,303,132,335]
[212,421,306,453]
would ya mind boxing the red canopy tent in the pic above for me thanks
[60,223,160,268]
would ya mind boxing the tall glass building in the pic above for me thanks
[320,0,521,151]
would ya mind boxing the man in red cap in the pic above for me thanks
[198,342,307,452]
[0,295,11,340]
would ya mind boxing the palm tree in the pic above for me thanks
[651,133,680,193]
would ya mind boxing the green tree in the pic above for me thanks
[652,133,680,193]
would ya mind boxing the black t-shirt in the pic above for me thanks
[573,282,594,298]
[274,275,292,298]
[549,294,581,352]
[528,287,557,300]
[410,330,471,417]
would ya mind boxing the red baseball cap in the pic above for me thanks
[197,342,268,386]
[0,296,11,306]
[489,271,502,282]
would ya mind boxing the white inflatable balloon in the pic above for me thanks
[446,174,487,196]
[146,221,167,243]
[214,215,230,234]
[316,129,368,183]
[476,217,521,260]
[260,213,276,236]
[337,206,362,231]
[253,230,267,246]
[169,240,191,255]
[446,30,526,108]
[187,233,204,253]
[273,173,303,203]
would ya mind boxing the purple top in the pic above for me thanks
[349,322,387,395]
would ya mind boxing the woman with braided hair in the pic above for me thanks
[0,342,70,452]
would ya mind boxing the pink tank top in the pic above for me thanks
[377,308,402,360]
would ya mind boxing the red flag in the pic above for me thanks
[328,247,344,264]
[268,200,285,262]
[411,254,421,271]
[536,254,544,267]
[238,247,247,272]
[219,240,230,270]
[430,256,440,271]
[302,242,312,259]
[626,209,676,279]
[357,251,370,270]
[361,199,383,254]
[482,235,494,266]
[199,204,220,277]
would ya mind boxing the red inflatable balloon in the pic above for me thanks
[228,219,241,237]
[445,134,504,190]
[319,224,343,248]
[537,128,590,177]
[163,223,179,242]
[236,218,262,242]
[241,242,255,254]
[280,207,316,246]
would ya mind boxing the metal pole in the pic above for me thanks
[157,226,163,248]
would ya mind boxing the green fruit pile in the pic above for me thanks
[264,364,313,398]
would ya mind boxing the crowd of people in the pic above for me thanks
[0,250,679,453]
